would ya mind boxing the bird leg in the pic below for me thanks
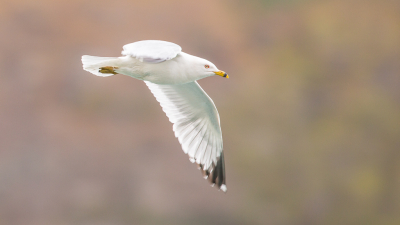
[99,66,118,74]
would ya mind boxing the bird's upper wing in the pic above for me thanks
[145,81,226,191]
[122,40,182,63]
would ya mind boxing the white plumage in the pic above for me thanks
[122,40,182,63]
[82,40,227,192]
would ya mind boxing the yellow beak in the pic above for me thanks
[214,70,229,78]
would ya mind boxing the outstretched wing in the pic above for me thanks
[145,81,226,192]
[122,40,182,63]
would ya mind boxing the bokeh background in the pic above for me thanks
[1,0,400,224]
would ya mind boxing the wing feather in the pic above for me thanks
[122,40,181,63]
[145,81,226,191]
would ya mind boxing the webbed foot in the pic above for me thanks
[99,66,118,74]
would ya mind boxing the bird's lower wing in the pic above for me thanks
[145,81,226,191]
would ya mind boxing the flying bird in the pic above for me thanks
[81,40,228,192]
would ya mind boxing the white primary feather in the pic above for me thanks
[145,81,223,172]
[122,40,182,63]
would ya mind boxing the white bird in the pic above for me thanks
[81,40,228,192]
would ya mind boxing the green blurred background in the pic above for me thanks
[1,0,400,224]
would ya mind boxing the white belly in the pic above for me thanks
[115,55,195,85]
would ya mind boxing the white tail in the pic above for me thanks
[81,55,119,77]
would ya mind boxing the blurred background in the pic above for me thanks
[1,0,400,224]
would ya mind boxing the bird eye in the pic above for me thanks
[204,65,210,69]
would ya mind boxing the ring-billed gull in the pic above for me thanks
[82,40,228,192]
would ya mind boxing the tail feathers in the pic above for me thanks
[81,55,119,77]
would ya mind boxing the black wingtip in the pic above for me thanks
[194,152,227,192]
[210,152,227,192]
[197,152,226,192]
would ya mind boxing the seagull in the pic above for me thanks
[81,40,228,192]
